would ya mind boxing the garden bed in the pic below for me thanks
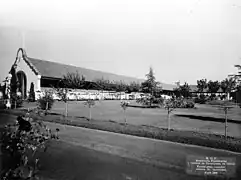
[1,109,241,153]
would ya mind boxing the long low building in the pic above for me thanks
[5,48,178,99]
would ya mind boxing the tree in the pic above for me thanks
[28,82,35,102]
[197,79,208,92]
[10,65,18,94]
[141,67,161,105]
[215,102,235,139]
[174,82,191,98]
[63,71,85,89]
[163,98,178,130]
[115,81,127,92]
[207,80,220,94]
[120,101,129,125]
[220,78,236,100]
[55,87,68,117]
[94,78,112,91]
[37,90,54,114]
[8,65,23,108]
[84,99,95,121]
[54,72,86,117]
[129,81,141,92]
[81,75,86,81]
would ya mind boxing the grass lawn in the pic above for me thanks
[48,100,241,138]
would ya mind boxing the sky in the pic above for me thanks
[0,0,241,85]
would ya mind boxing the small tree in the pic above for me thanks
[120,101,129,125]
[216,102,235,139]
[56,72,86,117]
[55,87,68,117]
[28,82,35,102]
[84,99,95,121]
[37,90,54,115]
[163,98,178,130]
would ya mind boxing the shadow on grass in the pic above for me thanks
[175,114,241,125]
[48,112,62,116]
[127,105,160,109]
[76,116,90,121]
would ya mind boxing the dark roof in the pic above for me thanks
[24,55,178,90]
[27,57,145,84]
[160,83,177,91]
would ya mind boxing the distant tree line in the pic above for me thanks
[54,70,160,94]
[173,78,237,98]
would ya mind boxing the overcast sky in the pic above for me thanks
[0,0,240,85]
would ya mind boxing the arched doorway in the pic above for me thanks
[17,71,27,99]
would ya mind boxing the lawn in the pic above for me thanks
[49,100,241,138]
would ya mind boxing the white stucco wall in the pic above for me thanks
[15,58,39,96]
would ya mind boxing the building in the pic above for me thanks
[189,85,226,97]
[5,48,178,100]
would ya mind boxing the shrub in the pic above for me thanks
[28,82,35,102]
[173,98,195,108]
[194,94,207,104]
[0,112,59,180]
[152,97,164,105]
[185,99,195,108]
[136,97,149,105]
[136,96,164,106]
[37,91,54,110]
